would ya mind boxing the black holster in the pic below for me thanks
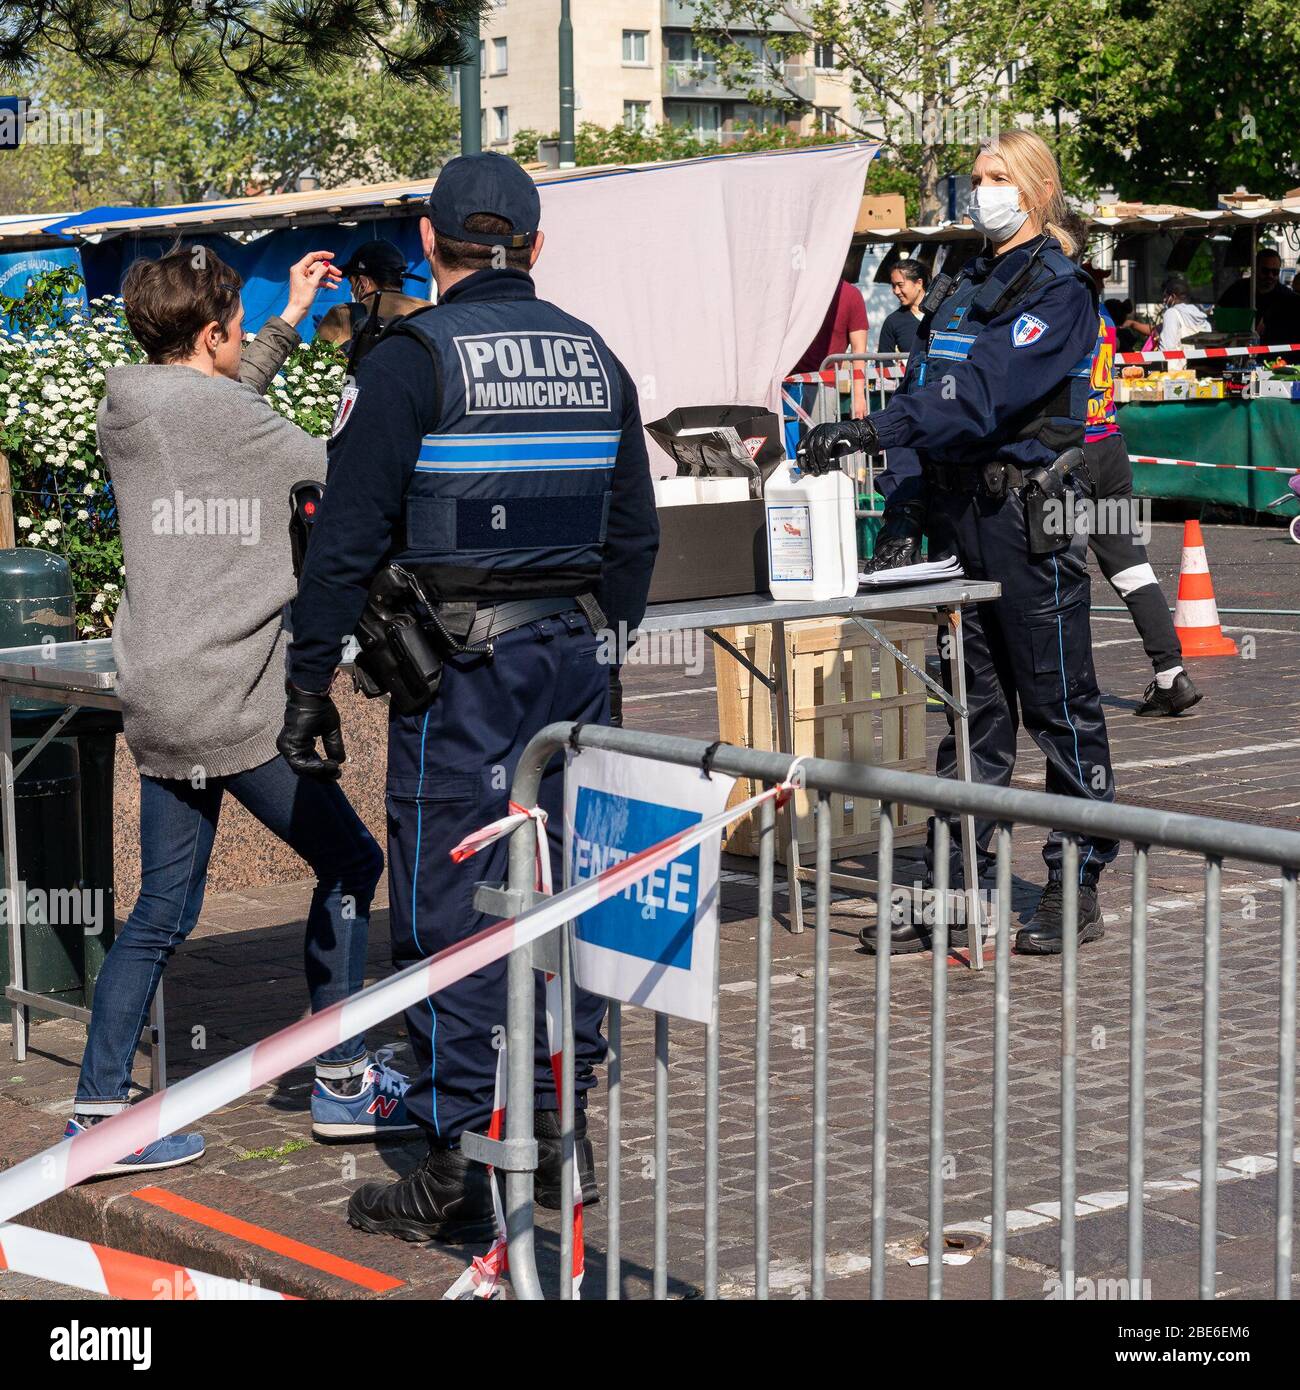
[1021,447,1084,558]
[351,566,447,716]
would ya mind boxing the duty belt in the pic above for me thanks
[925,461,1027,494]
[464,594,604,646]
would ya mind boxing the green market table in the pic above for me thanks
[1117,397,1298,513]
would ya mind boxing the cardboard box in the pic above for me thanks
[855,194,907,234]
[647,500,768,605]
[1252,379,1300,400]
[645,405,784,481]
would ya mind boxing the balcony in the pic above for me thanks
[661,1,809,32]
[664,60,814,103]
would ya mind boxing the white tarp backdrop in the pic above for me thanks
[530,143,878,470]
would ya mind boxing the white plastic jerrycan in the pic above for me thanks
[763,461,859,601]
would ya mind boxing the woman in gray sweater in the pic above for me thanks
[68,247,412,1171]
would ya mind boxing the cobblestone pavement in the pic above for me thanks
[2,521,1298,1300]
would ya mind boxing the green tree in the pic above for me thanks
[11,52,459,210]
[0,0,488,93]
[687,0,1159,218]
[1032,0,1300,204]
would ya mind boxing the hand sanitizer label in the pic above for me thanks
[768,504,813,581]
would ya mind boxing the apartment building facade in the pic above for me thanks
[456,0,855,150]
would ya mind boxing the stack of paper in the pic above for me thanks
[858,555,964,587]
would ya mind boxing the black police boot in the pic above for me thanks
[1135,670,1202,717]
[858,884,969,955]
[1015,879,1103,955]
[347,1145,496,1244]
[534,1107,599,1209]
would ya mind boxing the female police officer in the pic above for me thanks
[801,130,1116,957]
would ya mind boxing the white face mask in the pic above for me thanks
[969,184,1029,241]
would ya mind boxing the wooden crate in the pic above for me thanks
[715,618,931,862]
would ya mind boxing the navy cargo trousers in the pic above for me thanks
[926,477,1119,889]
[384,610,609,1145]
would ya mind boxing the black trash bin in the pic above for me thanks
[0,549,122,1022]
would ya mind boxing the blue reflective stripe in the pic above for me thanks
[1051,555,1092,884]
[416,460,615,474]
[411,708,439,1137]
[928,331,976,361]
[418,431,619,472]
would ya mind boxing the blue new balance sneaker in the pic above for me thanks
[63,1116,205,1173]
[311,1049,420,1142]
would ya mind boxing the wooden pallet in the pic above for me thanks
[715,618,931,862]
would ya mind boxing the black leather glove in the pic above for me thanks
[276,682,345,780]
[861,496,926,575]
[797,417,880,475]
[608,666,624,728]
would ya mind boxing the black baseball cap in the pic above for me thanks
[427,153,541,249]
[337,239,409,281]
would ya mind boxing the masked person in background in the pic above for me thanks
[316,239,431,356]
[800,129,1117,957]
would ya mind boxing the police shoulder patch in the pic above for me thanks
[1011,313,1048,348]
[330,380,359,438]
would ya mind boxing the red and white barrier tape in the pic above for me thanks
[0,1222,293,1300]
[1116,341,1300,366]
[783,343,1300,384]
[446,801,583,1299]
[0,764,802,1241]
[781,387,815,428]
[1130,454,1299,474]
[783,364,906,385]
[443,1044,509,1301]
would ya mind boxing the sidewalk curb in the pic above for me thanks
[0,1095,470,1300]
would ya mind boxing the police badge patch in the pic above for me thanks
[1011,313,1048,348]
[330,380,359,438]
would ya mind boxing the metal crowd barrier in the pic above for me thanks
[489,722,1299,1301]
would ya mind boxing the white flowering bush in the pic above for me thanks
[0,296,132,634]
[0,280,346,636]
[267,338,349,435]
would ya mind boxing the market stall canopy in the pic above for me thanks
[0,212,75,251]
[1,158,767,245]
[852,196,1300,245]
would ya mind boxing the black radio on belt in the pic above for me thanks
[288,481,325,579]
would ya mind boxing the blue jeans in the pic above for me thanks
[76,754,384,1111]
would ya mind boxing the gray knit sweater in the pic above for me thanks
[100,317,326,779]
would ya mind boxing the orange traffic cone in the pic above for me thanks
[1173,520,1237,657]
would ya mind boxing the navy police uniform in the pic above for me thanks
[285,161,659,1154]
[806,235,1118,910]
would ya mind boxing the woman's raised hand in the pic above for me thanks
[282,251,343,328]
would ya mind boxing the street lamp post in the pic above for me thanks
[460,16,482,155]
[559,0,575,168]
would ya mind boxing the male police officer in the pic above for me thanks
[315,238,431,352]
[278,154,659,1242]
